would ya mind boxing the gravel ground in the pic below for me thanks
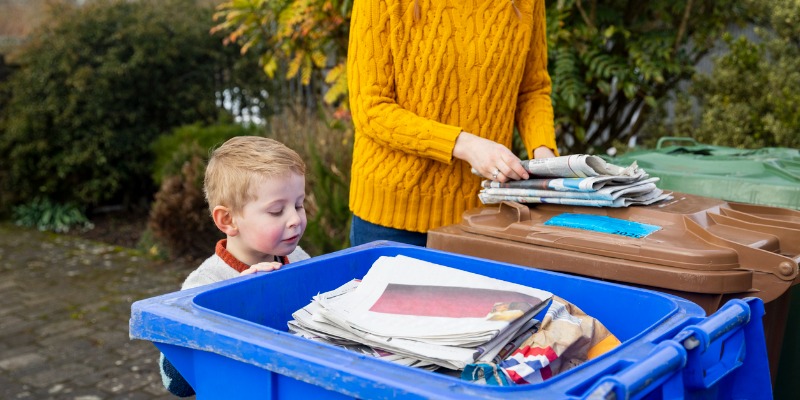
[0,222,193,399]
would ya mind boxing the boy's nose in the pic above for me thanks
[286,208,302,227]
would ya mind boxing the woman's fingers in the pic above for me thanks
[497,157,529,181]
[491,153,529,182]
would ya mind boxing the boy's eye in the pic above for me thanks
[296,204,304,210]
[268,209,283,216]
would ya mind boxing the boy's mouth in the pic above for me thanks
[282,235,299,243]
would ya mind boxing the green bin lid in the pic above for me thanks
[608,138,800,210]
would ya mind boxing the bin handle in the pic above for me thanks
[499,201,531,223]
[684,215,799,282]
[584,299,755,400]
[585,341,686,400]
[656,136,699,149]
[672,299,750,389]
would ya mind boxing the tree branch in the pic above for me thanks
[674,0,695,54]
[575,0,596,31]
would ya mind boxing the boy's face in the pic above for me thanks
[232,173,307,262]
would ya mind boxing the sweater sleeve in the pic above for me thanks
[516,0,558,158]
[347,0,463,164]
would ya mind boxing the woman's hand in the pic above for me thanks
[240,261,282,275]
[453,131,529,183]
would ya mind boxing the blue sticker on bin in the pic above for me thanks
[544,213,661,238]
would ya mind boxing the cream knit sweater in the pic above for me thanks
[182,240,310,290]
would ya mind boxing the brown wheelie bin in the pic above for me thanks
[427,193,800,382]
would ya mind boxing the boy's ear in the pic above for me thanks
[212,206,239,236]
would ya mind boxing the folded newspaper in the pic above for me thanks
[288,255,553,370]
[476,154,672,207]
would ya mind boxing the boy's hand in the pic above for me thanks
[240,262,282,275]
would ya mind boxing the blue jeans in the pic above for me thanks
[349,215,428,247]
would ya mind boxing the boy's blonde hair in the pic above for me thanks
[204,136,306,215]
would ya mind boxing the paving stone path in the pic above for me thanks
[0,223,191,399]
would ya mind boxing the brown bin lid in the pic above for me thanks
[428,192,800,303]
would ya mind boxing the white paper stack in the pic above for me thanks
[476,155,672,207]
[288,255,552,370]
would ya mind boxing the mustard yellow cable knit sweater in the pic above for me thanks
[347,0,557,233]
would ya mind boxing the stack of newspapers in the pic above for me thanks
[288,255,552,370]
[477,154,672,207]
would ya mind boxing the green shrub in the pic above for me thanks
[151,122,260,185]
[148,148,223,261]
[12,198,93,233]
[691,28,800,148]
[639,0,800,150]
[148,123,254,260]
[0,0,225,212]
[543,0,748,154]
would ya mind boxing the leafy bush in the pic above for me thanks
[690,1,800,148]
[148,123,254,260]
[637,0,800,150]
[149,148,223,261]
[546,0,749,154]
[12,198,93,233]
[0,0,225,213]
[151,122,261,185]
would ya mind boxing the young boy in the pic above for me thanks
[160,136,310,397]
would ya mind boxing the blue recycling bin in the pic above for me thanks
[130,242,772,399]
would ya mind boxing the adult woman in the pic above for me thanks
[347,0,557,247]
